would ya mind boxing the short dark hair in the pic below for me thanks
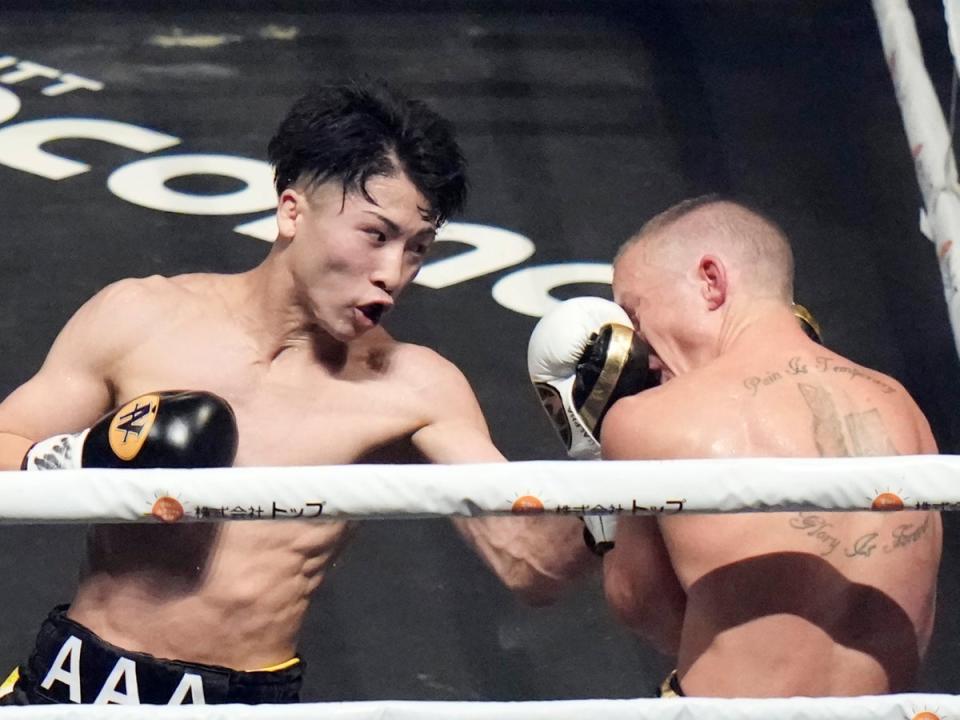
[617,194,795,300]
[268,80,467,226]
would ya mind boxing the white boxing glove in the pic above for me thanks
[527,297,656,555]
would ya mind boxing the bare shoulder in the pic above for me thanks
[59,275,176,341]
[90,274,192,312]
[387,341,475,398]
[601,382,689,460]
[601,364,737,460]
[810,351,937,453]
[383,340,499,462]
[73,273,224,352]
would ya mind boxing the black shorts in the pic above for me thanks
[1,605,303,705]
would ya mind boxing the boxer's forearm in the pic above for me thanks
[603,518,686,656]
[453,515,597,606]
[606,569,685,656]
[0,431,35,470]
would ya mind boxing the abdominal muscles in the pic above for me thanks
[70,519,350,669]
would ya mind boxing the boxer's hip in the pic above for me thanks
[1,605,302,705]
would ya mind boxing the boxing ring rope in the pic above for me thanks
[0,694,958,719]
[0,458,956,718]
[873,0,960,359]
[0,455,959,523]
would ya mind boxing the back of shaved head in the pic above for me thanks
[616,196,795,301]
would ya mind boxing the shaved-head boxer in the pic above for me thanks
[591,197,939,696]
[0,80,589,705]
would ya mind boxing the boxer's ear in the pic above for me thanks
[276,188,302,242]
[699,254,726,311]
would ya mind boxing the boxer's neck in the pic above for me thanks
[230,255,346,363]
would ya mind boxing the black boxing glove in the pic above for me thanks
[22,390,238,470]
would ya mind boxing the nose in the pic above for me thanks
[370,243,406,296]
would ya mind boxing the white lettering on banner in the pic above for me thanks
[414,223,535,289]
[168,673,206,705]
[39,634,83,703]
[0,118,180,180]
[44,73,104,97]
[492,262,614,317]
[0,56,102,97]
[107,154,276,215]
[230,220,612,318]
[0,60,59,85]
[0,86,20,124]
[0,64,615,318]
[93,657,140,704]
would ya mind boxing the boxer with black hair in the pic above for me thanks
[0,79,588,705]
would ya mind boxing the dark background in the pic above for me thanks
[0,0,957,699]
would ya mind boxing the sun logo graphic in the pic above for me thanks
[870,488,906,511]
[144,490,190,523]
[510,492,545,515]
[909,709,942,720]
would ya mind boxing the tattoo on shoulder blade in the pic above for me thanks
[845,409,899,456]
[797,384,899,458]
[798,383,850,457]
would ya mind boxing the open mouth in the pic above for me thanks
[358,303,386,325]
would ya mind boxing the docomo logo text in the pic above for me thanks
[0,65,610,319]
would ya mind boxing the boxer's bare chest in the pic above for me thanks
[109,319,421,466]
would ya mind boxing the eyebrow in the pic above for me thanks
[363,211,435,240]
[363,211,401,235]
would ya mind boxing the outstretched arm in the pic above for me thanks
[409,349,596,606]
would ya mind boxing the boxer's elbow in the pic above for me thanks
[499,557,568,607]
[454,517,591,606]
[603,558,684,656]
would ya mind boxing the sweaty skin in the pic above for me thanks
[603,205,941,696]
[0,173,581,671]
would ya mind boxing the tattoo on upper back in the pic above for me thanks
[798,383,849,457]
[845,408,899,456]
[742,356,897,396]
[797,383,899,458]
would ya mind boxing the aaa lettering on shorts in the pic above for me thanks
[40,634,206,704]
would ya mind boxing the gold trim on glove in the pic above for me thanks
[579,323,632,433]
[792,303,822,344]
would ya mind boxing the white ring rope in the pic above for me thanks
[0,694,958,719]
[873,0,960,360]
[0,455,958,523]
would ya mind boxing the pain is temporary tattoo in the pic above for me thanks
[743,356,896,396]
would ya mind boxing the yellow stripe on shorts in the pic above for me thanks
[253,657,300,673]
[0,666,19,696]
